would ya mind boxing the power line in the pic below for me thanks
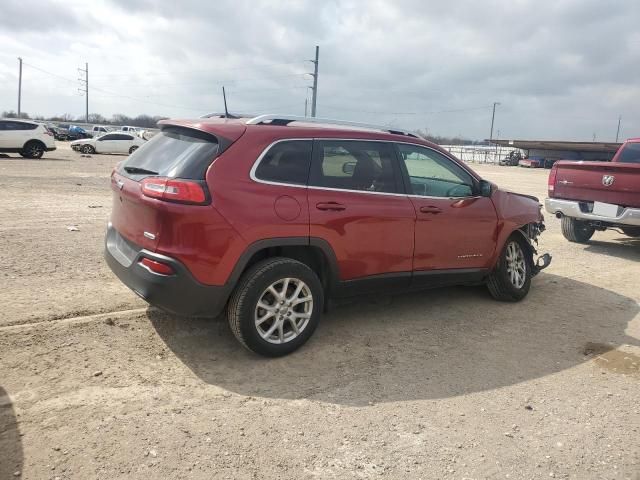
[22,62,78,84]
[89,60,306,79]
[20,60,205,112]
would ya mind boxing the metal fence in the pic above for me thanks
[440,145,521,165]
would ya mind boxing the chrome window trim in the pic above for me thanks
[249,138,480,200]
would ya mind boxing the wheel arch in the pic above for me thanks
[227,237,340,295]
[499,225,538,271]
[22,139,46,150]
[491,222,537,269]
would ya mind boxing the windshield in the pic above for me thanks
[617,142,640,164]
[119,126,219,179]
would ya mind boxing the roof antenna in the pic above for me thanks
[222,86,229,118]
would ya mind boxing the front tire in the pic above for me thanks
[129,146,138,154]
[487,236,532,302]
[21,141,45,159]
[561,216,595,243]
[81,145,95,154]
[227,257,324,357]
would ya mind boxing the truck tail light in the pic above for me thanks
[548,164,558,196]
[140,177,208,205]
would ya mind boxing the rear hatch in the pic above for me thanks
[553,160,640,208]
[110,125,227,251]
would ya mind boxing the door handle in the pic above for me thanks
[316,202,346,211]
[419,205,442,214]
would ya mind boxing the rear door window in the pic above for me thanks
[5,121,36,130]
[119,126,219,179]
[309,140,400,194]
[254,140,312,185]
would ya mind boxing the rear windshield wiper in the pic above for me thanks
[123,166,159,175]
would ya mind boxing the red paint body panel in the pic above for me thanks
[410,196,499,270]
[110,118,543,288]
[308,189,415,279]
[491,189,544,262]
[550,139,640,208]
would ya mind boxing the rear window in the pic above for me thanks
[119,126,219,179]
[617,142,640,164]
[254,140,312,185]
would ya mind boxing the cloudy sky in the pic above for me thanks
[1,0,638,140]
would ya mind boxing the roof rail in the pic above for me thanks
[245,114,417,137]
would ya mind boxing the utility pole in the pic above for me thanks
[615,115,622,142]
[304,98,308,117]
[78,63,88,123]
[17,57,22,117]
[489,102,500,141]
[310,46,319,117]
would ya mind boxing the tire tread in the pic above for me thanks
[487,235,532,302]
[561,216,594,243]
[227,257,312,354]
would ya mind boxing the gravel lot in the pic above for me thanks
[1,143,639,479]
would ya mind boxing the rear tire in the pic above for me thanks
[487,235,532,302]
[227,257,324,357]
[21,141,45,159]
[561,216,594,243]
[81,145,95,154]
[128,146,138,154]
[621,227,640,238]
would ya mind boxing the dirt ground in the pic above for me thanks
[1,143,639,480]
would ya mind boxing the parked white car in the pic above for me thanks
[71,132,145,155]
[0,118,56,158]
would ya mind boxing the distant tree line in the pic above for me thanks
[1,111,168,128]
[415,128,488,146]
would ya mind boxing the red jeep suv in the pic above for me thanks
[106,115,550,356]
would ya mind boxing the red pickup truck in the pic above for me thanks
[545,138,640,243]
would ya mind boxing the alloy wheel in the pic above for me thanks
[505,241,527,289]
[254,277,313,344]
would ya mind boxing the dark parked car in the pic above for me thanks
[106,115,550,357]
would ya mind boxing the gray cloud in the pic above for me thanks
[0,0,85,32]
[1,0,638,140]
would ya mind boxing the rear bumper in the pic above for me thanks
[545,198,640,227]
[104,224,230,317]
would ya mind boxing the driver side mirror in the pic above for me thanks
[479,180,493,197]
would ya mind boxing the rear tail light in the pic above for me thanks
[140,177,208,205]
[139,257,174,276]
[548,164,558,196]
